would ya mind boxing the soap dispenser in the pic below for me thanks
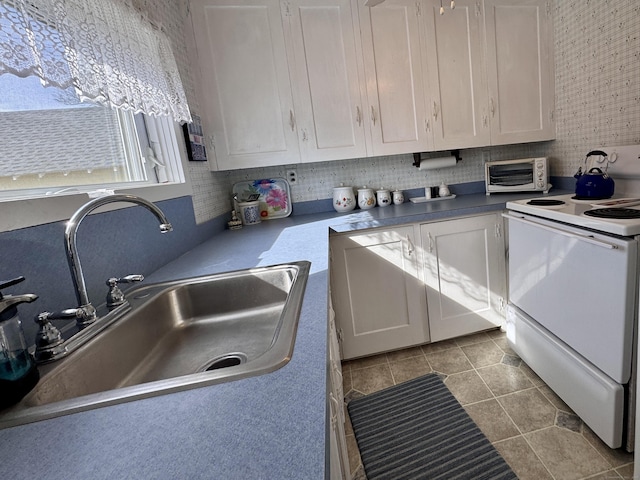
[0,277,39,409]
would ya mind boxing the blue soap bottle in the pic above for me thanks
[0,277,39,409]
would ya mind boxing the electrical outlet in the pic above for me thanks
[286,168,297,184]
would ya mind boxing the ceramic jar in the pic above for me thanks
[392,190,404,205]
[332,184,356,213]
[357,186,376,210]
[237,200,261,225]
[439,182,451,197]
[376,188,391,207]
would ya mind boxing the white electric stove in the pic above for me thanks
[507,194,640,236]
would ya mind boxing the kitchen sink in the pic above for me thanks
[0,261,310,429]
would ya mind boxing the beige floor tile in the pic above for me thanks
[615,463,635,479]
[491,336,518,356]
[525,426,611,480]
[493,436,553,480]
[342,368,352,394]
[585,471,623,480]
[538,384,574,413]
[445,370,493,405]
[344,404,353,436]
[461,340,505,368]
[454,331,493,346]
[582,426,634,468]
[498,388,557,433]
[351,364,394,395]
[463,399,520,443]
[345,433,362,476]
[388,356,431,384]
[519,361,546,387]
[386,346,424,362]
[477,363,534,396]
[345,353,388,371]
[425,346,473,375]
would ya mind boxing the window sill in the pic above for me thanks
[1,181,193,232]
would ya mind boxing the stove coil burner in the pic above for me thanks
[526,199,566,206]
[584,208,640,219]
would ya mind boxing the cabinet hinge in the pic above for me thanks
[475,1,482,17]
[546,0,551,17]
[495,223,502,238]
[337,328,344,343]
[499,297,505,312]
[416,2,421,16]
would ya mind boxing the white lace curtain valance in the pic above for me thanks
[0,0,191,123]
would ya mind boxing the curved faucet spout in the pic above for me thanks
[64,194,173,326]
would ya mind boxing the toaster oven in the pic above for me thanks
[485,157,550,195]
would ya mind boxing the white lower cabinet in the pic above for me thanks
[420,213,506,342]
[330,214,507,359]
[330,225,429,359]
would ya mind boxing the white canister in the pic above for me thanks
[439,182,451,197]
[332,184,356,212]
[376,188,391,207]
[392,190,404,205]
[238,200,261,225]
[357,186,376,209]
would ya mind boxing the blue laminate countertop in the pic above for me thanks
[0,191,554,479]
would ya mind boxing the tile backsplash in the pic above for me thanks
[156,0,639,224]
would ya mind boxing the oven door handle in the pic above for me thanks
[502,213,619,250]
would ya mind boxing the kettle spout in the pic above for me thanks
[574,167,583,179]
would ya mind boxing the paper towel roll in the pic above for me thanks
[418,156,457,170]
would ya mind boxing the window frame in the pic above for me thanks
[0,115,192,232]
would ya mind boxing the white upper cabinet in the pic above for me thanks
[188,0,555,170]
[283,0,367,162]
[355,0,434,156]
[190,0,300,170]
[422,0,490,150]
[483,0,555,145]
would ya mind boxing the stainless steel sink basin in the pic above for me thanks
[0,261,310,429]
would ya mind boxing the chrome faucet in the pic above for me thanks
[64,194,173,327]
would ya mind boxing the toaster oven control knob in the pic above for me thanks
[537,171,544,178]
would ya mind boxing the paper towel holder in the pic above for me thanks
[412,150,461,168]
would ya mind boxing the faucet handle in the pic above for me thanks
[106,275,144,310]
[34,309,81,363]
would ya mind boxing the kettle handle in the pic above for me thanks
[586,150,607,158]
[587,167,605,174]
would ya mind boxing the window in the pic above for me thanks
[0,0,191,229]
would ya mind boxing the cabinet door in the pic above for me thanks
[284,0,367,163]
[422,0,490,150]
[483,0,555,145]
[330,226,429,359]
[355,0,433,156]
[420,214,506,342]
[190,0,300,170]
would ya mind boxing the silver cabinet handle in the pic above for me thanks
[406,235,414,256]
[371,106,377,126]
[356,106,362,126]
[433,102,439,121]
[427,232,434,253]
[289,110,295,131]
[490,98,495,117]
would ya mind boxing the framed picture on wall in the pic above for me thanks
[182,114,208,162]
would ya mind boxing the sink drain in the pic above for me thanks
[202,353,247,372]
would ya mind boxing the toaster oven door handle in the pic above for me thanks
[502,213,619,250]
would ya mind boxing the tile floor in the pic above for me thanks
[341,329,635,480]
